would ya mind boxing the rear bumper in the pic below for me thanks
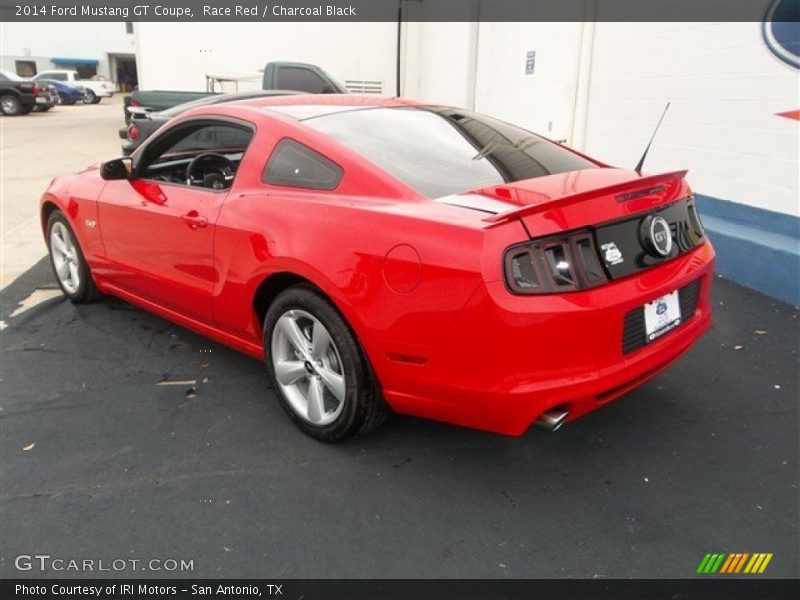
[374,241,715,435]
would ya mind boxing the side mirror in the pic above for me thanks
[100,157,132,180]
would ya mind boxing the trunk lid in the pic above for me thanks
[441,168,690,237]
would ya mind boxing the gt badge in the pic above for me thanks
[601,242,624,265]
[641,214,673,257]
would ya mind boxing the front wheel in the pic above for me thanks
[82,89,97,104]
[264,285,388,442]
[46,210,102,303]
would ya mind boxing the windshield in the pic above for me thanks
[303,106,597,198]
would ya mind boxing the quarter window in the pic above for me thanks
[263,139,342,190]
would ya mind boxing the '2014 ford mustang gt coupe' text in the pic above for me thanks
[40,95,714,441]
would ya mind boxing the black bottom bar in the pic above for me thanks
[3,579,800,600]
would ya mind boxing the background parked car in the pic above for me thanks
[0,69,42,115]
[31,83,59,112]
[120,90,301,155]
[123,61,346,123]
[35,78,84,105]
[32,70,113,104]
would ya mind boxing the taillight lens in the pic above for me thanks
[130,99,140,107]
[31,85,40,95]
[504,230,608,294]
[687,200,705,238]
[128,125,140,140]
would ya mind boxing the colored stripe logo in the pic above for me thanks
[697,553,773,574]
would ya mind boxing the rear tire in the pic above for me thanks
[83,89,96,104]
[46,210,103,304]
[0,95,22,115]
[263,284,388,442]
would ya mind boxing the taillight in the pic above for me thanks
[128,125,140,140]
[130,99,140,107]
[31,84,40,95]
[504,230,608,294]
[687,200,705,238]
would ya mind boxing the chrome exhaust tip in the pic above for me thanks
[534,408,570,432]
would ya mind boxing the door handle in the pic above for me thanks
[181,211,208,230]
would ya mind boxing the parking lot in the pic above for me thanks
[0,97,124,288]
[0,102,798,580]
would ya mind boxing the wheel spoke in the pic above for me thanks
[56,260,69,279]
[310,320,333,360]
[318,367,345,403]
[306,377,326,423]
[278,315,309,355]
[52,234,68,254]
[68,261,79,284]
[274,360,307,386]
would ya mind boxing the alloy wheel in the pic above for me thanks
[271,309,347,426]
[50,221,80,294]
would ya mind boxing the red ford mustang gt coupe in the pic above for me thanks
[40,95,714,441]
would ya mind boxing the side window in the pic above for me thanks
[263,139,343,190]
[137,121,254,189]
[276,67,328,93]
[165,124,252,154]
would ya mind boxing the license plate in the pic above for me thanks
[35,97,47,104]
[643,290,681,342]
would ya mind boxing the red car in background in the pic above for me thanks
[39,95,714,441]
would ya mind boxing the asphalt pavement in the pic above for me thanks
[0,259,798,579]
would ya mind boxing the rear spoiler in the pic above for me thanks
[482,170,688,226]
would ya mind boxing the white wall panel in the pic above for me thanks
[583,22,799,216]
[473,22,584,141]
[134,22,397,93]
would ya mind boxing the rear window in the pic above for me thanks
[276,67,328,94]
[304,107,597,198]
